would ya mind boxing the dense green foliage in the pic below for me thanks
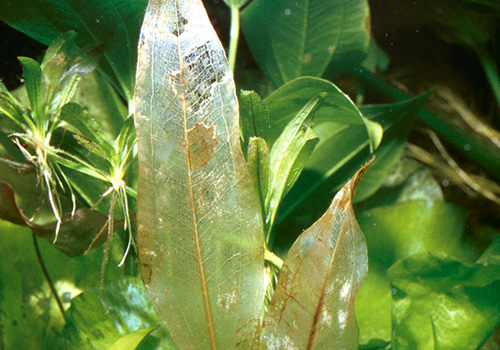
[0,0,499,349]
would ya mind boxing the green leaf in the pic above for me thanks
[358,157,444,210]
[72,71,128,138]
[18,56,43,120]
[354,93,431,202]
[241,0,370,86]
[0,82,31,130]
[133,0,265,348]
[239,90,270,152]
[60,102,115,156]
[259,163,370,349]
[0,219,125,350]
[355,198,478,345]
[264,77,382,151]
[388,252,500,350]
[64,277,177,350]
[247,136,269,216]
[106,327,157,350]
[0,0,148,102]
[266,93,323,234]
[263,77,381,240]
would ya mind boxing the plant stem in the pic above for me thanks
[32,233,65,317]
[476,47,500,110]
[350,66,500,182]
[228,7,240,73]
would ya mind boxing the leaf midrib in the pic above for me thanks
[174,2,217,348]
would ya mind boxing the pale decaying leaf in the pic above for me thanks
[259,161,371,350]
[132,0,265,349]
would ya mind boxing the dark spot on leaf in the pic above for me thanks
[172,15,188,37]
[187,122,218,171]
[364,14,371,32]
[140,262,153,285]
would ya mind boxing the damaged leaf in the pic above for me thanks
[133,0,266,348]
[259,161,371,350]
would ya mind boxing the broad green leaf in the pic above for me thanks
[262,78,381,242]
[266,93,323,234]
[263,77,381,152]
[355,198,478,345]
[241,0,370,86]
[133,0,265,348]
[0,82,31,130]
[0,0,148,102]
[0,219,125,350]
[358,157,444,210]
[388,252,500,350]
[272,94,429,250]
[259,162,370,349]
[64,277,176,350]
[354,93,431,202]
[18,56,43,120]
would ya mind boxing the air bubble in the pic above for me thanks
[284,8,291,16]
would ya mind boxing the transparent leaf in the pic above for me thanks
[133,0,265,348]
[259,162,370,350]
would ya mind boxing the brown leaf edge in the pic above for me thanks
[257,156,375,349]
[0,180,113,256]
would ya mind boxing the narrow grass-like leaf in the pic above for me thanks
[133,0,265,348]
[259,162,370,349]
[247,136,269,217]
[239,90,270,152]
[18,57,43,120]
[265,93,324,235]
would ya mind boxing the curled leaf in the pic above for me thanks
[0,180,112,256]
[260,160,371,350]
